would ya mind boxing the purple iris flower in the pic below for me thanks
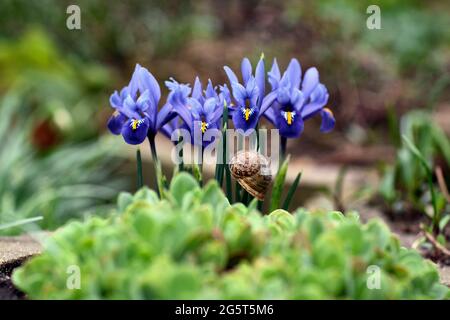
[107,64,177,145]
[170,77,223,147]
[223,56,277,134]
[157,78,192,140]
[264,58,335,138]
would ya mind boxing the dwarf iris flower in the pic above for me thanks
[264,58,335,138]
[107,64,176,145]
[224,56,276,133]
[171,77,223,147]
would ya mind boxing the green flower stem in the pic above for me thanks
[280,136,287,164]
[199,147,204,187]
[136,149,143,189]
[215,102,228,187]
[178,136,184,173]
[148,135,162,198]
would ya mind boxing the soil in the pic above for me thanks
[0,258,27,300]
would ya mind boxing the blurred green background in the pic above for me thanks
[0,0,449,234]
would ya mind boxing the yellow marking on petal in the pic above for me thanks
[287,111,292,125]
[245,108,250,121]
[132,119,139,130]
[201,121,208,133]
[113,110,120,117]
[260,52,265,60]
[324,108,334,116]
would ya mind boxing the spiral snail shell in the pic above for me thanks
[229,151,272,200]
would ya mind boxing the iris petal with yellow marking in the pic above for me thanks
[121,118,150,145]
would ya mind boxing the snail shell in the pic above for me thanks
[229,151,272,200]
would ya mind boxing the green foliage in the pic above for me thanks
[314,0,450,73]
[380,111,450,215]
[0,0,218,61]
[0,216,42,231]
[13,173,448,299]
[0,94,124,235]
[270,155,290,212]
[282,171,302,210]
[0,29,113,141]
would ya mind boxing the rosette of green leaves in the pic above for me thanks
[13,173,449,299]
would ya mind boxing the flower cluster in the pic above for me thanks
[107,57,335,145]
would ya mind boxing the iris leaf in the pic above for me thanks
[270,155,290,212]
[282,171,302,210]
[402,135,439,229]
[136,149,143,189]
[0,216,43,231]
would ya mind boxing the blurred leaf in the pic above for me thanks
[439,215,450,232]
[270,155,290,212]
[0,94,124,235]
[0,216,42,231]
[170,172,199,206]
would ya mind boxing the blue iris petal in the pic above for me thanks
[121,117,150,145]
[300,84,329,120]
[192,77,203,102]
[286,58,302,89]
[219,84,232,107]
[121,95,140,119]
[189,98,203,120]
[136,65,161,107]
[245,77,257,98]
[156,103,175,132]
[167,79,192,127]
[110,91,122,109]
[259,91,277,115]
[241,58,253,85]
[320,108,335,133]
[301,67,319,100]
[136,89,151,112]
[268,58,281,90]
[277,86,291,105]
[232,105,258,134]
[203,98,217,117]
[290,89,304,106]
[107,112,127,135]
[205,80,217,100]
[224,66,239,84]
[183,85,224,147]
[255,57,265,106]
[231,82,247,106]
[129,65,143,98]
[275,108,304,138]
[119,87,130,100]
[160,116,180,139]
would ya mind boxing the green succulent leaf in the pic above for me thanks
[169,172,200,206]
[12,173,449,300]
